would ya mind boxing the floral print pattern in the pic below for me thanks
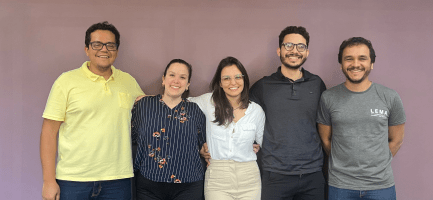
[132,95,205,183]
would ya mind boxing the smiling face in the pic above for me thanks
[220,64,244,100]
[162,62,190,99]
[85,30,118,72]
[277,33,309,69]
[341,44,373,84]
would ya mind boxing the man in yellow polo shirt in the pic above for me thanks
[40,21,144,200]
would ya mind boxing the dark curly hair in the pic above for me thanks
[279,26,310,47]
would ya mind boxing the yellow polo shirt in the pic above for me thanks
[43,61,144,181]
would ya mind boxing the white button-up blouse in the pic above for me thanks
[189,93,265,162]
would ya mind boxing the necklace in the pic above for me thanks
[232,104,242,118]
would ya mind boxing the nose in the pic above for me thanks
[353,59,360,67]
[229,77,237,84]
[173,77,180,83]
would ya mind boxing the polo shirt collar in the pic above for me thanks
[275,66,312,81]
[81,61,117,81]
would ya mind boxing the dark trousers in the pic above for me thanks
[261,170,325,200]
[57,178,132,200]
[135,172,203,200]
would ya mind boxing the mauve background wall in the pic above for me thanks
[1,0,432,199]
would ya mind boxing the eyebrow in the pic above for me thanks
[168,71,188,76]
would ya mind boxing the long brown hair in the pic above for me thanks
[210,57,250,126]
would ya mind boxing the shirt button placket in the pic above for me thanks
[229,128,234,153]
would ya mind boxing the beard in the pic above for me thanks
[280,53,307,69]
[342,66,371,84]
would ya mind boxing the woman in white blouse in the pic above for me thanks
[189,56,265,200]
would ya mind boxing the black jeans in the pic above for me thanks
[261,170,325,200]
[135,172,203,200]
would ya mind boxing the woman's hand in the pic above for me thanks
[200,143,211,167]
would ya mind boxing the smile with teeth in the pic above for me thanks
[286,54,302,61]
[348,67,364,72]
[229,87,239,90]
[97,55,110,58]
[170,86,180,89]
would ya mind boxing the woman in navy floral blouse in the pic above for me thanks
[131,59,206,200]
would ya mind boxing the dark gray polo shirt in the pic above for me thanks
[250,67,326,175]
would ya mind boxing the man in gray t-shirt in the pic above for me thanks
[317,37,405,200]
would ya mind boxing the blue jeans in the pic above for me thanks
[57,178,132,200]
[329,185,396,200]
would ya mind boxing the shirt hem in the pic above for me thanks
[329,182,395,191]
[263,167,322,176]
[56,173,133,182]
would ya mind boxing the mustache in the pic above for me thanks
[285,53,303,58]
[347,66,365,71]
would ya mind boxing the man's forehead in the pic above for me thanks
[343,44,370,55]
[283,33,306,43]
[90,30,115,41]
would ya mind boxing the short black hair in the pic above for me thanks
[85,21,120,49]
[279,26,310,47]
[338,37,376,64]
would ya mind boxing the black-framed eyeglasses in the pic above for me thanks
[282,42,308,52]
[89,42,118,51]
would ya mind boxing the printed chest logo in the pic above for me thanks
[370,109,388,118]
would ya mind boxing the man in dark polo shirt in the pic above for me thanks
[249,26,326,200]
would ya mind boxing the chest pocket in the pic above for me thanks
[238,123,257,144]
[118,92,133,110]
[211,124,227,141]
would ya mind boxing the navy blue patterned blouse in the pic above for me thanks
[131,94,206,183]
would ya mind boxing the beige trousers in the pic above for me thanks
[204,160,261,200]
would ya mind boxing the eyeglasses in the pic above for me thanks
[221,74,244,83]
[89,42,118,51]
[282,42,308,52]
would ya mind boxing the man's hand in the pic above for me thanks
[253,144,260,154]
[135,95,146,103]
[200,143,211,167]
[42,181,60,200]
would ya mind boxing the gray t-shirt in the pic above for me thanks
[317,83,406,190]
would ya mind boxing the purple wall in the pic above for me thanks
[1,0,432,199]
